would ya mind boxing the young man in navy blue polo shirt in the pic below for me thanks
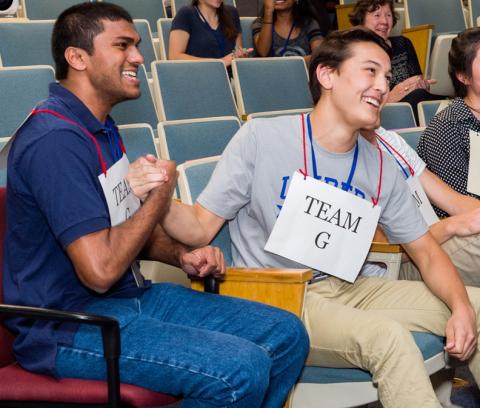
[4,3,309,406]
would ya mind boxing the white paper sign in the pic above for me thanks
[265,172,381,282]
[467,130,480,196]
[98,154,140,226]
[406,176,439,226]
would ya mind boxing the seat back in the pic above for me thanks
[108,0,166,33]
[469,0,480,27]
[119,124,159,162]
[152,60,238,121]
[0,20,55,67]
[428,34,456,97]
[157,117,240,164]
[133,20,159,73]
[240,17,255,49]
[110,65,160,131]
[232,57,313,118]
[380,102,416,130]
[396,127,425,151]
[177,157,232,265]
[404,0,466,33]
[23,0,84,19]
[417,100,449,127]
[0,66,55,138]
[172,0,235,16]
[158,18,172,60]
[0,187,16,367]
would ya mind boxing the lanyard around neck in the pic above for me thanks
[273,22,295,56]
[375,132,414,179]
[196,6,227,56]
[31,109,125,176]
[301,113,383,206]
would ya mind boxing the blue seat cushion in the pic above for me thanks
[298,331,445,384]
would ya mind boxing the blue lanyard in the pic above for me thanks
[376,137,409,179]
[273,23,295,56]
[196,7,227,56]
[306,114,359,191]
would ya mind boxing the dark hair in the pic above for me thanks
[258,0,314,30]
[52,2,134,80]
[348,0,398,27]
[308,27,391,104]
[191,0,239,41]
[448,28,480,98]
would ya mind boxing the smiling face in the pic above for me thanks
[84,19,144,108]
[198,0,223,10]
[273,0,296,12]
[362,3,394,41]
[324,41,391,130]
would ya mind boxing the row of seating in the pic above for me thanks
[15,0,238,26]
[0,17,256,73]
[0,59,447,146]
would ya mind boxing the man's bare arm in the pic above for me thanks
[402,232,477,360]
[67,162,177,293]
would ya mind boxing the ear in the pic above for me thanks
[315,64,335,91]
[64,46,89,72]
[456,71,471,87]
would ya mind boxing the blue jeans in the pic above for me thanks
[55,283,309,407]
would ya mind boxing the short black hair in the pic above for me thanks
[52,2,133,80]
[449,28,480,98]
[308,27,391,104]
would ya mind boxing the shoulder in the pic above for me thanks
[172,5,196,26]
[252,16,262,31]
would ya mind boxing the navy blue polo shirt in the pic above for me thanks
[4,83,149,376]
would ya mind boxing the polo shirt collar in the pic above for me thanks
[49,83,109,135]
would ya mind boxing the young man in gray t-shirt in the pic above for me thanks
[129,28,480,408]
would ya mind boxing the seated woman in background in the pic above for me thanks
[252,0,323,63]
[169,0,249,69]
[350,0,444,119]
[418,28,480,218]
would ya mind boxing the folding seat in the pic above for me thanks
[107,0,166,35]
[151,60,238,121]
[110,65,160,132]
[157,116,240,164]
[0,66,54,138]
[232,57,313,120]
[22,0,85,19]
[0,20,55,68]
[396,126,426,151]
[380,102,417,130]
[157,18,172,60]
[118,123,159,162]
[418,100,450,127]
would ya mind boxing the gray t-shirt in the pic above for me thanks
[198,115,427,275]
[252,18,322,57]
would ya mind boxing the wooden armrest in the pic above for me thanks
[402,24,435,34]
[191,268,312,317]
[370,241,403,253]
[335,4,354,30]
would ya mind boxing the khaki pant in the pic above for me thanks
[303,277,480,408]
[400,233,480,286]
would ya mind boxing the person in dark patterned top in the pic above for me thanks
[419,28,480,218]
[350,0,445,121]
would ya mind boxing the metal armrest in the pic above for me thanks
[192,268,312,317]
[0,304,121,408]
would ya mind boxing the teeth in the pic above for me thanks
[122,71,137,78]
[363,97,380,107]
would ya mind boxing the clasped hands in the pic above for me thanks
[127,155,225,278]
